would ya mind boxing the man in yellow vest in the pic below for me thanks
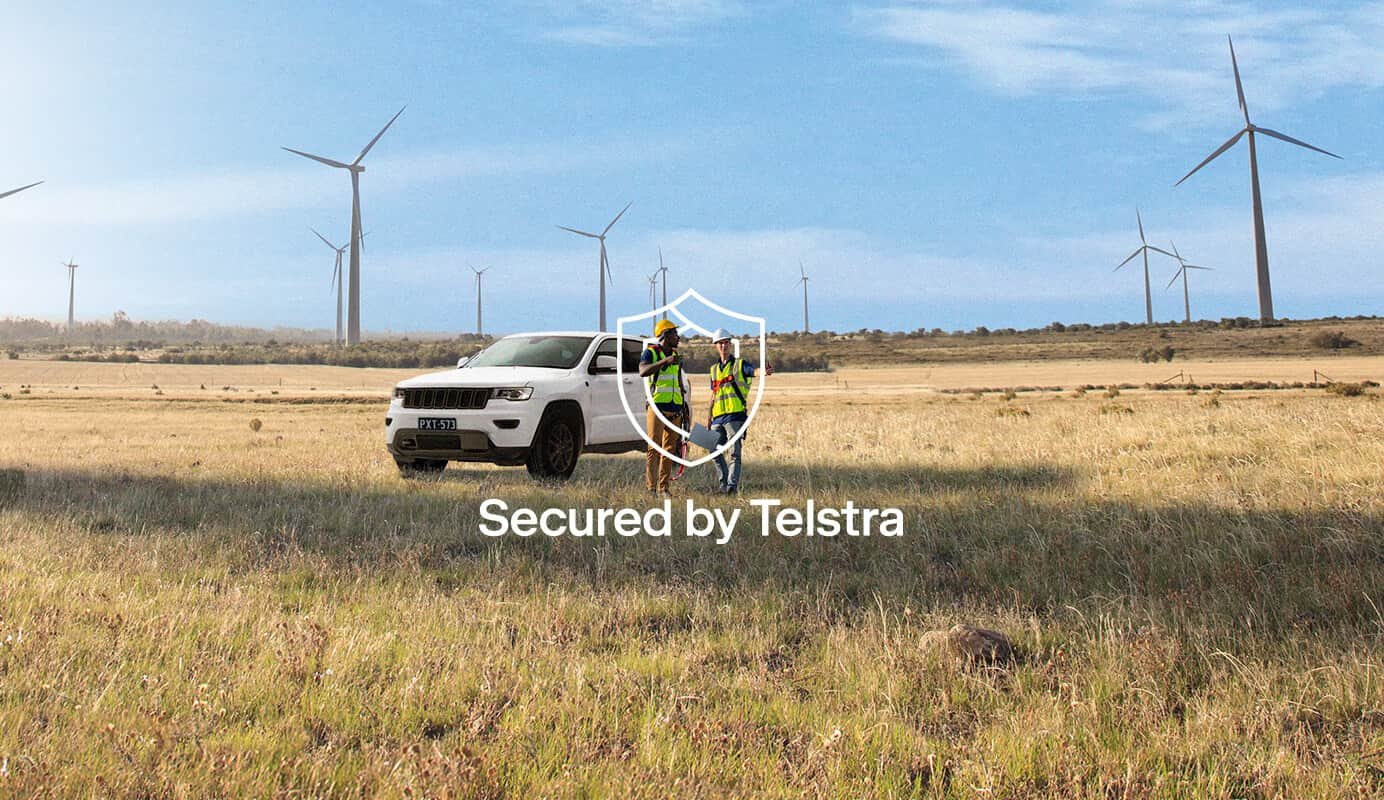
[639,319,689,496]
[707,329,772,494]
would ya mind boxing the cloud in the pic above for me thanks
[0,137,682,227]
[533,0,745,46]
[854,1,1384,122]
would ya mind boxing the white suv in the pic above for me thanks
[386,332,650,479]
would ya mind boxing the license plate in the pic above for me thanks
[418,418,457,431]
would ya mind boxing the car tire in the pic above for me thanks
[526,410,581,480]
[397,458,447,477]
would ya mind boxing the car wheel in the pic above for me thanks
[526,411,581,480]
[397,458,447,477]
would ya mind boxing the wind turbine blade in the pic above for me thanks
[1175,129,1245,186]
[1166,269,1184,290]
[1136,209,1146,244]
[600,241,613,285]
[557,225,599,238]
[1253,127,1342,159]
[1115,248,1142,270]
[1228,35,1250,126]
[354,106,406,165]
[658,246,664,271]
[1169,240,1182,261]
[310,227,338,250]
[1184,264,1214,271]
[602,201,632,236]
[282,147,350,169]
[799,260,806,279]
[1146,245,1177,259]
[0,181,43,200]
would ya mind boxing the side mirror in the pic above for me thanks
[591,354,618,374]
[455,356,471,369]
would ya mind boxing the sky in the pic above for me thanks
[1,1,1382,335]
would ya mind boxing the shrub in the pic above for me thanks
[1310,330,1359,350]
[995,406,1030,418]
[249,418,263,432]
[1099,403,1134,415]
[1000,388,1017,402]
[1325,382,1367,397]
[1103,386,1121,399]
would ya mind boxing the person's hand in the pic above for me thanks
[764,363,775,376]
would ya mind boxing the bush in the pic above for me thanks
[1325,382,1367,397]
[1309,330,1359,350]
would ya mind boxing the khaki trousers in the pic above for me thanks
[646,407,682,492]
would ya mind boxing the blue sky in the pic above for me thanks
[1,1,1381,335]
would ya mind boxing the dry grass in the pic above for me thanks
[1,364,1382,797]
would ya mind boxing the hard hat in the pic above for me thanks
[711,328,733,343]
[654,319,679,337]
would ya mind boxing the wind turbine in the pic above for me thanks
[1,181,43,201]
[793,262,810,333]
[470,266,490,335]
[61,258,78,330]
[1175,36,1340,322]
[655,246,670,322]
[646,271,659,312]
[310,228,348,346]
[1166,241,1214,324]
[284,107,405,346]
[557,202,631,331]
[1115,210,1176,325]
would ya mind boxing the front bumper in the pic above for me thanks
[384,403,540,464]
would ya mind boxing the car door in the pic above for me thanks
[618,337,647,442]
[584,337,624,445]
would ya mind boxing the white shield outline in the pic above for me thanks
[616,288,767,468]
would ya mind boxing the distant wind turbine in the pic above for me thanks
[557,202,631,332]
[655,247,670,322]
[1115,210,1176,325]
[1166,241,1215,324]
[1175,35,1340,322]
[646,271,659,312]
[284,107,405,346]
[470,266,491,335]
[310,228,348,347]
[61,258,78,330]
[1,181,43,201]
[793,262,810,333]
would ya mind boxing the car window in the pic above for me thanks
[622,339,643,372]
[589,337,617,373]
[467,335,594,369]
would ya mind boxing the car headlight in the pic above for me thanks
[491,387,533,401]
[393,386,406,399]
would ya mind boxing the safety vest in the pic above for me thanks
[710,358,751,418]
[646,346,684,406]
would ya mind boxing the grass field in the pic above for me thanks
[1,360,1382,797]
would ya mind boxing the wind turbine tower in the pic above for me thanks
[1166,242,1215,324]
[1115,210,1176,325]
[471,266,490,335]
[793,262,810,333]
[61,259,78,330]
[1175,36,1340,322]
[656,247,670,322]
[284,107,405,346]
[311,228,348,346]
[557,202,631,332]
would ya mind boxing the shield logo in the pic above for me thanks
[616,288,767,468]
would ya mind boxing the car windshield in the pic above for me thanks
[465,335,594,369]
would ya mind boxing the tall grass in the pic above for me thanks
[0,388,1381,797]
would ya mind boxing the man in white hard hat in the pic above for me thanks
[706,329,772,494]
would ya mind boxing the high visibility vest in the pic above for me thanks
[646,346,684,406]
[710,358,751,418]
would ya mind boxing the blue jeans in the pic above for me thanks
[712,418,744,491]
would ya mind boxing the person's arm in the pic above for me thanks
[748,361,774,378]
[637,348,678,378]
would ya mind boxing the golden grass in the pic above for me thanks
[0,364,1382,797]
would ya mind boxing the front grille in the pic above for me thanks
[416,434,462,450]
[403,387,489,410]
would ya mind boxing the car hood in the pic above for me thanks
[396,366,571,388]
